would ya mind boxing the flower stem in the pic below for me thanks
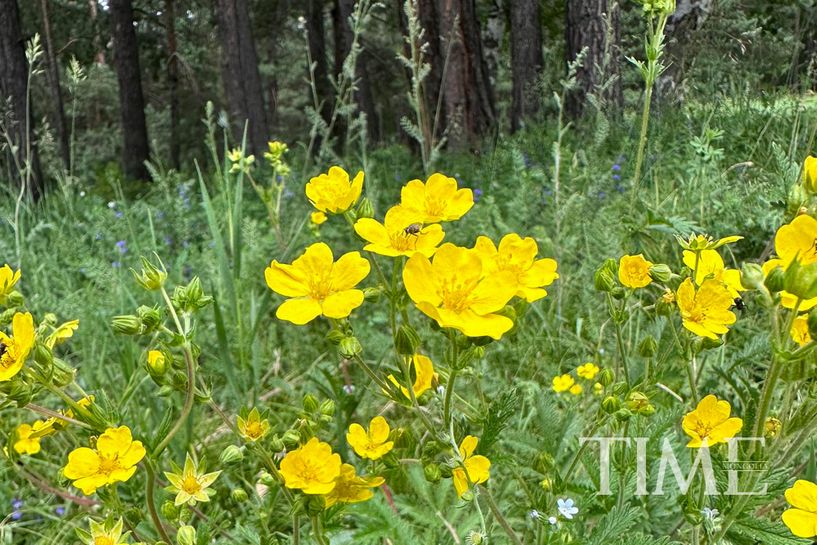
[482,486,524,545]
[310,515,328,545]
[144,461,173,543]
[443,369,458,428]
[352,353,390,391]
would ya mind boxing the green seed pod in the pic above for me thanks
[338,336,363,359]
[424,463,442,483]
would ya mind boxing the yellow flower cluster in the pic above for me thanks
[552,363,601,396]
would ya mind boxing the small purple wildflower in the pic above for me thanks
[55,506,65,516]
[473,188,483,202]
[11,499,23,510]
[612,174,621,181]
[598,191,607,200]
[114,211,124,219]
[112,261,121,269]
[115,240,128,254]
[612,164,621,172]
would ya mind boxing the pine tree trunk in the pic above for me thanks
[89,0,105,65]
[409,0,444,140]
[214,0,270,155]
[306,0,333,128]
[510,0,544,132]
[39,0,70,170]
[564,0,622,119]
[109,0,150,180]
[436,0,496,148]
[333,0,380,143]
[0,0,44,198]
[165,0,180,169]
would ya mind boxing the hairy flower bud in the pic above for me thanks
[131,255,167,291]
[394,324,421,356]
[319,399,335,417]
[764,265,785,293]
[231,488,249,502]
[424,463,442,483]
[598,368,615,386]
[302,394,319,413]
[176,525,196,545]
[219,445,244,465]
[648,263,672,283]
[339,336,363,359]
[638,335,658,358]
[784,259,817,300]
[172,277,213,312]
[356,197,375,220]
[137,305,163,332]
[112,315,142,335]
[594,265,617,292]
[602,396,621,413]
[740,262,765,291]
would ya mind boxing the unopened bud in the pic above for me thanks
[176,525,196,545]
[764,265,785,293]
[302,394,319,413]
[394,325,421,356]
[784,259,817,300]
[594,265,616,292]
[599,368,615,386]
[339,336,362,358]
[602,396,621,413]
[282,429,301,447]
[740,263,765,291]
[131,255,167,291]
[231,488,249,502]
[356,197,375,219]
[147,350,168,377]
[172,277,213,312]
[319,399,335,417]
[161,501,179,520]
[112,315,142,335]
[219,445,244,465]
[424,463,441,483]
[638,335,658,358]
[137,305,163,331]
[649,264,672,283]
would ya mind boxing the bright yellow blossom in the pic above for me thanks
[64,426,146,495]
[347,416,394,460]
[569,384,583,396]
[311,211,327,226]
[45,319,79,349]
[397,173,473,223]
[279,437,342,494]
[164,453,221,506]
[237,407,270,442]
[552,374,575,393]
[576,363,600,380]
[803,156,817,193]
[305,166,364,214]
[354,206,444,257]
[682,394,743,448]
[0,264,21,298]
[84,518,131,545]
[678,233,743,251]
[387,354,435,399]
[762,260,817,311]
[0,312,35,382]
[682,250,745,299]
[618,254,653,289]
[14,420,55,455]
[765,215,817,310]
[676,278,736,339]
[265,242,370,325]
[323,464,384,507]
[452,435,490,497]
[783,479,817,538]
[472,234,558,302]
[403,244,517,339]
[791,315,812,346]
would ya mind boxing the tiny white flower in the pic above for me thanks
[465,530,486,544]
[437,385,446,396]
[79,191,86,197]
[107,200,116,209]
[548,516,557,525]
[529,509,541,520]
[557,498,578,520]
[343,384,355,395]
[701,507,719,520]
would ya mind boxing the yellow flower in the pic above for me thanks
[783,479,817,538]
[265,242,370,325]
[803,156,817,193]
[237,407,270,442]
[676,278,736,339]
[305,166,364,214]
[347,416,394,460]
[387,354,435,399]
[403,244,517,339]
[0,264,21,298]
[14,420,55,455]
[552,374,575,393]
[310,211,327,226]
[678,233,743,251]
[354,206,444,257]
[279,437,342,494]
[472,234,558,302]
[164,453,221,506]
[85,518,130,545]
[682,250,745,299]
[452,435,490,498]
[618,254,653,289]
[569,384,583,396]
[45,319,79,349]
[791,315,812,347]
[0,311,35,382]
[682,394,743,448]
[64,426,146,495]
[227,148,254,174]
[323,464,384,507]
[397,173,473,223]
[576,363,599,380]
[762,260,817,311]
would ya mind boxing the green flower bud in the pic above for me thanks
[362,286,383,301]
[112,315,142,335]
[7,379,33,406]
[231,488,249,502]
[259,471,276,486]
[611,287,627,300]
[612,381,628,396]
[424,463,442,483]
[137,305,163,331]
[356,197,375,219]
[594,268,616,292]
[339,336,362,359]
[161,501,180,520]
[319,399,335,417]
[325,329,345,345]
[5,290,24,307]
[614,408,633,422]
[303,394,319,413]
[602,395,621,414]
[394,324,421,356]
[172,277,213,312]
[788,184,808,214]
[51,358,76,387]
[282,429,301,447]
[765,265,785,293]
[638,335,658,358]
[648,264,672,283]
[656,290,675,316]
[219,445,244,465]
[33,342,53,367]
[306,496,326,516]
[270,435,285,452]
[534,452,556,473]
[784,259,817,300]
[740,262,765,291]
[42,313,57,326]
[131,255,167,291]
[598,368,615,386]
[176,525,196,545]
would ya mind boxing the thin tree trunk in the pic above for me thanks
[109,0,150,180]
[333,0,380,143]
[436,0,495,148]
[38,0,70,169]
[564,0,622,119]
[214,0,270,155]
[89,0,105,65]
[510,0,544,132]
[306,0,333,128]
[165,0,180,169]
[0,0,44,198]
[411,0,444,140]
